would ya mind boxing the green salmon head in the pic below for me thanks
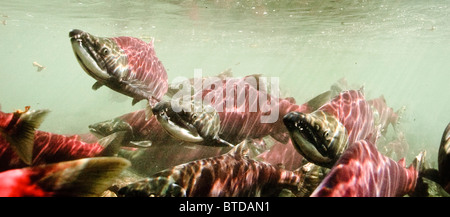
[283,111,348,168]
[152,101,221,143]
[88,118,133,139]
[69,29,129,84]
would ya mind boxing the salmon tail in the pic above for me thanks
[5,109,50,165]
[99,131,126,156]
[39,157,130,197]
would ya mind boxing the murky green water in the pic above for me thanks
[0,0,449,163]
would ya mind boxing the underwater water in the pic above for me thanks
[0,0,449,166]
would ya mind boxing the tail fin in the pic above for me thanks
[99,131,126,156]
[40,157,130,197]
[3,109,50,165]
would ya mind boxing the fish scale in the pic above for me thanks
[0,130,115,172]
[312,139,421,197]
[118,142,302,197]
[195,76,312,144]
[319,90,376,145]
[70,30,168,106]
[113,37,168,102]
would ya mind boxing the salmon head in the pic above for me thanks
[152,101,233,147]
[283,111,348,168]
[89,118,133,139]
[88,118,152,148]
[69,29,168,105]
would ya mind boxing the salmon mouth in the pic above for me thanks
[283,112,333,167]
[152,101,203,143]
[69,29,110,81]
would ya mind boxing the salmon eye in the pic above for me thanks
[324,131,329,138]
[101,47,110,55]
[191,114,198,119]
[159,111,165,116]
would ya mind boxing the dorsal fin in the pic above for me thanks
[285,97,296,104]
[38,157,130,197]
[217,68,233,79]
[99,131,126,156]
[243,74,263,90]
[359,85,365,96]
[4,109,50,165]
[398,158,406,167]
[148,37,155,48]
[304,90,334,112]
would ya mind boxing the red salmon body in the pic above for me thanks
[311,139,421,197]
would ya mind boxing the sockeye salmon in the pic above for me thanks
[165,74,334,145]
[0,157,130,197]
[311,139,424,197]
[283,89,377,168]
[88,109,227,175]
[117,141,302,197]
[152,101,234,147]
[0,107,124,171]
[69,29,168,108]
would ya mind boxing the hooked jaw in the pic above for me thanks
[152,102,203,143]
[283,111,346,168]
[69,29,111,81]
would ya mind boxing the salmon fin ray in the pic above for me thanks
[7,109,50,165]
[304,90,335,112]
[39,157,130,196]
[215,138,235,147]
[92,81,103,90]
[128,140,152,148]
[99,131,126,156]
[131,98,142,106]
[217,68,233,79]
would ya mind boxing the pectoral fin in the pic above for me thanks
[92,82,103,90]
